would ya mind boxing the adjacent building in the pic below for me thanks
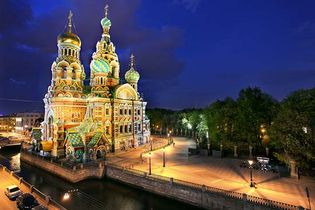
[0,112,43,134]
[41,7,150,160]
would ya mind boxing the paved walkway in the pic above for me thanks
[109,136,314,209]
[107,136,168,167]
[0,168,59,210]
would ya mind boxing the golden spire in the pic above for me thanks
[130,54,135,68]
[67,10,73,33]
[104,4,109,17]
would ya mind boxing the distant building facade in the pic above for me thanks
[41,7,150,159]
[0,112,43,133]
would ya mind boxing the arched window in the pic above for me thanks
[48,116,53,139]
[72,69,76,79]
[100,77,103,84]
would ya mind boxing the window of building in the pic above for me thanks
[128,109,131,115]
[124,125,128,133]
[105,109,109,115]
[138,124,141,131]
[120,125,123,133]
[138,109,141,115]
[124,109,127,115]
[120,109,123,115]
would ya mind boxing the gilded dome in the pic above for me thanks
[57,32,81,47]
[90,58,110,74]
[125,67,140,83]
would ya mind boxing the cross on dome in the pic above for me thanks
[68,10,73,32]
[130,54,135,68]
[104,4,109,17]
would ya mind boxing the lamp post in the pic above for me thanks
[248,160,255,187]
[163,147,166,167]
[148,152,152,175]
[167,133,170,144]
[150,137,153,151]
[206,131,210,156]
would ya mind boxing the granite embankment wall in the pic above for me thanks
[20,151,105,183]
[106,164,305,210]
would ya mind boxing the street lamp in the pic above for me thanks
[248,160,255,187]
[148,152,152,175]
[63,192,70,200]
[150,137,153,151]
[167,133,170,144]
[163,147,166,167]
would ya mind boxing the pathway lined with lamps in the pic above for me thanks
[132,137,315,209]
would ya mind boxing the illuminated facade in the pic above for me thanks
[41,7,150,159]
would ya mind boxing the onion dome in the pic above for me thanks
[57,11,81,47]
[90,58,110,74]
[101,5,112,32]
[125,54,140,83]
[101,17,111,29]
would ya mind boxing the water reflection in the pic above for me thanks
[10,152,20,171]
[0,149,204,210]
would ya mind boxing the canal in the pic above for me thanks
[0,148,203,210]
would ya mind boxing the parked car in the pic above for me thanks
[4,185,22,200]
[31,205,48,210]
[16,193,39,209]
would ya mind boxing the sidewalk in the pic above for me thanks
[107,136,169,167]
[130,137,314,209]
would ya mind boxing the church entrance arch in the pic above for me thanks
[96,145,106,159]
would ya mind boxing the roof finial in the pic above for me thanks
[67,10,73,32]
[130,54,135,68]
[104,4,109,17]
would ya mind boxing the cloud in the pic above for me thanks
[9,78,26,85]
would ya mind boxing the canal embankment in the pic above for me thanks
[20,150,105,183]
[105,163,306,210]
[20,149,306,210]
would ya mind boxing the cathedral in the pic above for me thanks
[40,6,150,160]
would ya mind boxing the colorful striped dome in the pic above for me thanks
[101,17,111,28]
[125,67,140,83]
[90,58,110,74]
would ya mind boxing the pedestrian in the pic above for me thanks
[173,142,175,147]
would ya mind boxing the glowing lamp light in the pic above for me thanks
[63,192,70,200]
[187,123,192,129]
[248,160,253,166]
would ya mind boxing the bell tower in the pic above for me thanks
[48,11,85,99]
[90,5,120,97]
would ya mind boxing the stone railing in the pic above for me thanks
[0,164,66,210]
[106,163,308,210]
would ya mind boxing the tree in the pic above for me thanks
[235,87,278,147]
[270,88,315,169]
[204,97,237,148]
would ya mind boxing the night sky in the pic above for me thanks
[1,0,315,115]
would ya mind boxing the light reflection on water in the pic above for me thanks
[9,153,20,172]
[0,148,204,210]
